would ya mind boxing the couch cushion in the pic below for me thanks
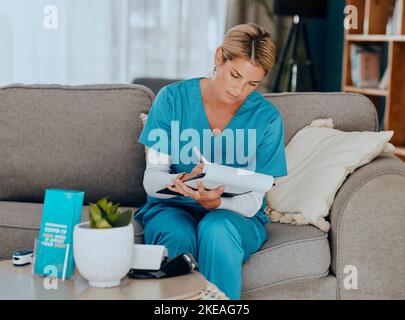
[0,201,144,260]
[0,84,154,207]
[242,222,331,291]
[265,93,378,145]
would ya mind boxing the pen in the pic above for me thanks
[193,147,209,164]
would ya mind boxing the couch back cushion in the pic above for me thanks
[0,85,377,207]
[265,92,378,143]
[0,84,153,207]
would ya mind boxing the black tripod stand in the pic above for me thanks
[273,15,318,92]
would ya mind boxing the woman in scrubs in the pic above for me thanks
[134,23,287,300]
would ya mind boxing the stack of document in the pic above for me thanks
[157,162,274,198]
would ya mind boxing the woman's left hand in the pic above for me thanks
[165,179,224,210]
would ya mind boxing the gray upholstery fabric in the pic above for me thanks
[329,153,405,299]
[0,88,377,209]
[330,153,405,274]
[242,223,330,291]
[242,275,337,300]
[264,92,378,144]
[0,201,144,260]
[0,84,154,207]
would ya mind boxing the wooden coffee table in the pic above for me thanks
[0,260,208,300]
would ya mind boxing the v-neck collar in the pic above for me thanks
[193,77,254,137]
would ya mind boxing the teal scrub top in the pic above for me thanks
[137,77,288,225]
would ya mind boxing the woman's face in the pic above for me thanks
[213,48,266,106]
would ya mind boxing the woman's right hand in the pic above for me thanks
[166,163,224,209]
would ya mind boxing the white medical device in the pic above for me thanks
[13,249,34,266]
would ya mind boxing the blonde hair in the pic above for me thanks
[220,23,276,74]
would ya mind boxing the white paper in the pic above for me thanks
[184,162,274,194]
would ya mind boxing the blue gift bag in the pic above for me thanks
[33,188,84,279]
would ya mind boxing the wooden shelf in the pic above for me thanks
[344,85,388,96]
[346,34,405,42]
[343,1,405,159]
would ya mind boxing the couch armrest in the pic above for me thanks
[329,153,405,299]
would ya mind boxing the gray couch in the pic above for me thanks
[0,84,404,300]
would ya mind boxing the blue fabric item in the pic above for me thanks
[135,77,288,299]
[137,77,288,224]
[134,201,268,300]
[139,77,287,176]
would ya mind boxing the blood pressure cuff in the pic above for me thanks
[127,253,198,279]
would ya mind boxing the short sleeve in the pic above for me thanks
[255,112,288,177]
[138,86,173,155]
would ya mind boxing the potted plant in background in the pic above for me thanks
[73,196,134,288]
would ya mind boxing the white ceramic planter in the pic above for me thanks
[73,221,134,288]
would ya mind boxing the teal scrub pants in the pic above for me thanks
[134,200,268,300]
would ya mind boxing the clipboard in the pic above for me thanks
[156,173,275,198]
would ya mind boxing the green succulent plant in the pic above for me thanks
[89,196,133,229]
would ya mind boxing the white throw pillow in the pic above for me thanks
[265,118,394,232]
